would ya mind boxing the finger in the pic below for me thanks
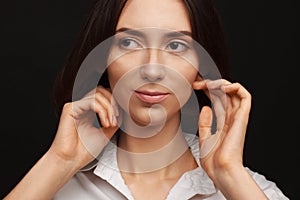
[206,79,234,129]
[72,97,94,118]
[198,106,213,146]
[222,82,251,114]
[71,97,111,128]
[98,86,120,117]
[210,94,226,132]
[222,82,251,100]
[227,93,240,114]
[101,88,120,117]
[193,80,212,103]
[95,91,117,126]
[199,106,223,159]
[93,100,111,128]
[192,80,207,90]
[224,93,234,125]
[221,83,252,143]
[208,91,227,132]
[206,79,231,90]
[193,79,229,107]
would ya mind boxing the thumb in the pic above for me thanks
[199,106,222,159]
[198,106,213,147]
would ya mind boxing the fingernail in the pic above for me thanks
[104,118,109,127]
[110,114,114,126]
[113,105,119,117]
[113,116,118,126]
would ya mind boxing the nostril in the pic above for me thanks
[140,64,166,82]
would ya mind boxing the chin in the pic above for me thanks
[129,107,156,126]
[132,104,169,126]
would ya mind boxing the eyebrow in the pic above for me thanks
[165,30,192,38]
[115,27,145,37]
[115,27,192,38]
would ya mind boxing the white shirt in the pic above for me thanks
[53,133,289,200]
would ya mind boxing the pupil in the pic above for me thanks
[170,42,179,49]
[122,39,131,47]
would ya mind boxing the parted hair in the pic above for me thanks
[52,0,229,117]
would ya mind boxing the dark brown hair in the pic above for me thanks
[52,0,229,117]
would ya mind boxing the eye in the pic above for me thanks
[166,41,189,52]
[119,38,142,49]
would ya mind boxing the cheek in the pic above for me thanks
[180,68,198,84]
[107,61,129,89]
[108,52,145,89]
[168,62,198,86]
[163,52,199,83]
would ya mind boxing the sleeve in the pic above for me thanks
[246,167,290,200]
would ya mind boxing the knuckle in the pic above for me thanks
[233,82,241,87]
[94,103,104,114]
[62,102,75,116]
[94,92,101,99]
[97,85,104,89]
[221,78,231,84]
[96,85,104,93]
[96,105,110,118]
[247,92,252,99]
[243,88,251,98]
[63,102,73,111]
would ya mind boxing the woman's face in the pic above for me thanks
[107,0,199,126]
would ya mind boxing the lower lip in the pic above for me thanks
[134,92,169,104]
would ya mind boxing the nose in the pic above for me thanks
[140,49,166,82]
[140,64,166,82]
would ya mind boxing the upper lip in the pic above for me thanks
[135,90,170,96]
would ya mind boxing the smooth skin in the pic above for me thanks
[4,0,268,199]
[195,79,268,199]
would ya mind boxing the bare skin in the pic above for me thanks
[121,150,198,200]
[194,79,268,200]
[4,0,268,199]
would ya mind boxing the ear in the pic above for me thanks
[192,74,206,90]
[194,74,203,83]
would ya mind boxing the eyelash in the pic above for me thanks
[118,38,190,53]
[118,38,143,50]
[165,41,189,52]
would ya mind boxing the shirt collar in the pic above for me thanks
[167,133,217,199]
[81,133,217,198]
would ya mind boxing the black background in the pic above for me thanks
[0,0,299,199]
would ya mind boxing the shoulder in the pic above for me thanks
[53,170,126,200]
[53,172,88,200]
[245,167,289,199]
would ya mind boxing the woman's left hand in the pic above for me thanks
[193,79,251,174]
[192,79,268,199]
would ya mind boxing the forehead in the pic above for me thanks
[116,0,191,32]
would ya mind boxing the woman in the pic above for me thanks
[4,0,288,199]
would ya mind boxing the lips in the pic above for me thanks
[134,90,170,104]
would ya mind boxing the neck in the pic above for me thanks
[117,112,197,174]
[118,112,181,153]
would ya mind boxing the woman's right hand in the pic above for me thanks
[49,85,120,170]
[4,86,121,200]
